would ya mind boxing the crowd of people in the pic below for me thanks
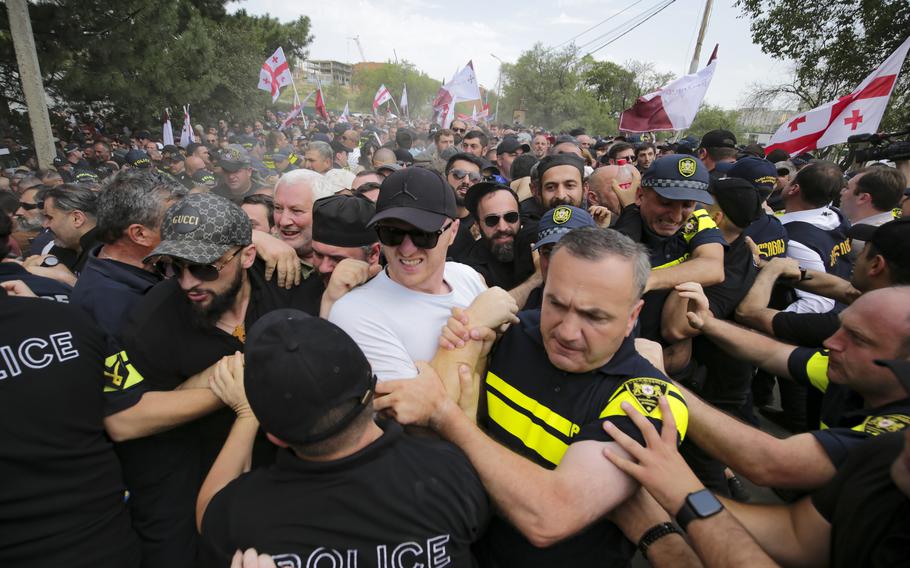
[1,109,910,568]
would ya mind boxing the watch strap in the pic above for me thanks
[637,522,683,557]
[676,489,724,532]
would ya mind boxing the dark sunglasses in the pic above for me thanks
[451,128,466,133]
[18,201,39,211]
[450,169,482,182]
[483,212,520,227]
[376,222,452,249]
[154,248,241,281]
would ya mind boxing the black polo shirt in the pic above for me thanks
[772,310,841,347]
[449,213,476,260]
[453,237,534,290]
[786,348,908,467]
[0,262,72,302]
[614,206,726,342]
[200,420,489,567]
[0,293,140,567]
[811,432,910,567]
[475,310,689,568]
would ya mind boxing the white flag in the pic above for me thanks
[400,85,408,112]
[339,103,351,123]
[766,35,910,156]
[373,84,392,113]
[432,61,482,127]
[179,105,194,147]
[258,47,293,103]
[162,108,174,146]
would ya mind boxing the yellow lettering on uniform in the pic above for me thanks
[757,239,786,258]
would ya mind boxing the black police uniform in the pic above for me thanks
[787,348,909,467]
[200,420,490,567]
[0,262,72,302]
[744,213,788,260]
[771,310,841,347]
[614,205,726,341]
[474,310,689,567]
[810,432,910,567]
[0,293,140,567]
[117,259,321,567]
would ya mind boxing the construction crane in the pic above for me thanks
[347,36,367,63]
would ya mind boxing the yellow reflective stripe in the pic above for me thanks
[600,378,689,441]
[103,351,145,392]
[486,372,580,438]
[682,209,717,243]
[487,391,568,466]
[805,351,829,393]
[653,254,690,270]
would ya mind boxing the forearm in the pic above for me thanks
[429,336,488,421]
[686,509,780,568]
[104,389,223,442]
[793,271,855,305]
[734,268,782,335]
[195,415,259,531]
[721,498,827,567]
[176,368,214,390]
[508,271,543,308]
[699,317,793,378]
[648,256,724,291]
[662,290,699,342]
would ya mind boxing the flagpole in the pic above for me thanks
[289,63,302,108]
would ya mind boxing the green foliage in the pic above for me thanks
[0,1,312,131]
[685,105,743,140]
[736,0,910,130]
[350,61,441,117]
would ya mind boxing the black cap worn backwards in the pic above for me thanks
[699,129,737,149]
[244,310,377,445]
[846,218,910,269]
[464,181,519,220]
[497,136,531,155]
[145,192,252,265]
[708,177,762,228]
[369,167,456,232]
[313,194,377,247]
[532,154,585,183]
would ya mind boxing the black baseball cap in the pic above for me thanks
[708,178,762,228]
[136,130,151,141]
[533,154,585,183]
[874,359,910,395]
[497,136,531,155]
[145,192,252,264]
[641,155,713,204]
[699,129,737,149]
[125,149,151,169]
[369,167,456,231]
[846,218,910,269]
[464,181,518,220]
[244,310,377,445]
[192,169,216,187]
[727,156,778,197]
[313,194,377,247]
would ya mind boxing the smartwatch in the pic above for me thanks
[675,489,724,531]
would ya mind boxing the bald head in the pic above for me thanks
[372,148,397,167]
[587,165,640,218]
[185,156,205,175]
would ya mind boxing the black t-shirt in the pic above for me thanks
[200,420,490,567]
[454,237,534,290]
[476,310,689,567]
[772,311,840,347]
[0,261,72,302]
[811,432,910,567]
[0,294,140,567]
[449,214,477,260]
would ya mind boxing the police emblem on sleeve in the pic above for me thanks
[624,378,670,414]
[552,206,573,224]
[862,414,910,436]
[678,157,697,177]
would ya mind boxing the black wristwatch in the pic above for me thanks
[675,489,724,531]
[638,522,684,557]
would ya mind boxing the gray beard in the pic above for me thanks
[490,239,515,263]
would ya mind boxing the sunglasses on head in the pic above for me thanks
[450,169,482,182]
[154,248,241,281]
[376,222,452,249]
[483,212,520,227]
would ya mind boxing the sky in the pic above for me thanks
[233,0,793,109]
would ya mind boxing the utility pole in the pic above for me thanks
[7,0,56,169]
[688,0,714,74]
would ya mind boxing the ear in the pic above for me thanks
[447,218,460,245]
[266,433,289,448]
[530,179,541,197]
[241,244,257,269]
[367,242,382,265]
[587,188,601,206]
[626,298,645,337]
[71,210,87,228]
[127,223,157,247]
[867,253,886,277]
[697,148,707,161]
[635,186,645,206]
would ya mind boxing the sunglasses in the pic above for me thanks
[450,169,482,182]
[18,201,39,211]
[154,248,241,281]
[451,128,466,134]
[376,222,452,249]
[483,212,520,227]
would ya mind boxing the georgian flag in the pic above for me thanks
[373,84,392,114]
[179,105,194,147]
[258,47,293,103]
[432,61,482,127]
[279,90,315,131]
[339,103,351,123]
[619,45,718,133]
[162,108,174,146]
[765,35,910,157]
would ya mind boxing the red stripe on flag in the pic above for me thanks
[619,95,674,132]
[765,130,826,157]
[272,62,289,76]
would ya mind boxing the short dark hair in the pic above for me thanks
[434,128,454,143]
[242,194,275,229]
[608,142,635,160]
[867,242,910,285]
[703,147,738,162]
[0,189,19,216]
[854,167,906,211]
[463,130,489,148]
[635,143,656,155]
[445,152,484,176]
[793,161,844,207]
[289,397,374,458]
[97,170,187,243]
[41,184,98,217]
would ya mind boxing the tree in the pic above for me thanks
[685,105,743,140]
[0,1,313,133]
[736,0,910,130]
[350,61,440,118]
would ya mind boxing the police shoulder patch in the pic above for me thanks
[622,377,669,413]
[862,414,910,436]
[552,206,573,224]
[678,157,697,177]
[104,350,145,392]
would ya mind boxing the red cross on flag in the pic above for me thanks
[258,47,293,103]
[766,35,910,157]
[372,84,392,114]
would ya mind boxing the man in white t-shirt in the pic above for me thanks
[329,167,488,379]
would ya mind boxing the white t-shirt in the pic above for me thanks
[780,207,842,314]
[328,262,487,380]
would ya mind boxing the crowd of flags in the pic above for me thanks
[155,38,910,158]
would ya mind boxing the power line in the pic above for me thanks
[573,0,674,52]
[585,0,677,57]
[550,0,649,51]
